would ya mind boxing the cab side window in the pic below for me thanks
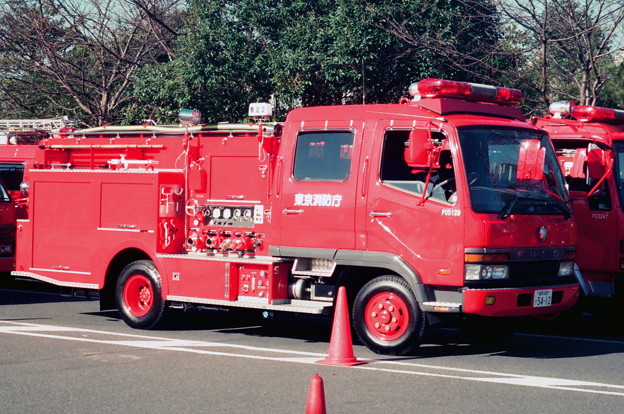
[293,131,354,181]
[380,130,456,204]
[554,143,611,211]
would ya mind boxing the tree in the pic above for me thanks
[124,0,276,124]
[267,0,450,109]
[357,0,509,83]
[494,0,624,111]
[600,59,624,109]
[0,0,185,126]
[127,0,489,123]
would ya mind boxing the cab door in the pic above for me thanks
[363,122,465,286]
[277,121,362,250]
[570,181,618,293]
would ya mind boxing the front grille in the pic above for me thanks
[465,260,576,289]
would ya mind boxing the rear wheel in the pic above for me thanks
[352,275,425,355]
[116,260,167,329]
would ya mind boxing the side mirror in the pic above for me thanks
[516,139,545,181]
[405,129,434,168]
[587,148,608,180]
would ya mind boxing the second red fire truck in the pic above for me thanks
[0,117,76,272]
[12,79,580,355]
[533,102,624,316]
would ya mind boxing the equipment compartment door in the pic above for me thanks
[277,123,362,250]
[31,179,97,278]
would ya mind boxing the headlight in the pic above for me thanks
[465,264,509,280]
[558,261,575,277]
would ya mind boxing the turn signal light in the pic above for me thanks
[485,296,496,305]
[465,253,509,263]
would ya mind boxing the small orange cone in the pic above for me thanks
[316,286,365,366]
[305,374,327,414]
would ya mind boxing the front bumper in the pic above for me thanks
[462,283,581,317]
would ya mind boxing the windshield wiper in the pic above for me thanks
[499,193,521,219]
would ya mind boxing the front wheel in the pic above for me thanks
[116,260,167,329]
[352,275,426,355]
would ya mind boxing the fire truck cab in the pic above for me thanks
[533,102,624,309]
[13,79,580,355]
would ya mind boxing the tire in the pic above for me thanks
[115,260,167,329]
[352,275,426,356]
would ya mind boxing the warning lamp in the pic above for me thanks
[178,109,202,126]
[411,78,523,105]
[548,100,575,118]
[571,105,624,124]
[248,103,273,118]
[20,180,29,197]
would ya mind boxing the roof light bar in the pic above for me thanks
[571,105,624,124]
[412,78,523,105]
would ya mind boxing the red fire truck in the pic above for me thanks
[13,79,580,355]
[532,102,624,314]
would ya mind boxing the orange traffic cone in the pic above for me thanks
[305,374,327,414]
[316,286,365,366]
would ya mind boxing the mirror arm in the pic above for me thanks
[419,168,433,205]
[586,157,613,198]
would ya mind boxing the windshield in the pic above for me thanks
[458,126,570,217]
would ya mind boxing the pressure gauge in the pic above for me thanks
[223,208,232,219]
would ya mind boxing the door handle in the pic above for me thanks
[369,211,392,217]
[283,209,304,214]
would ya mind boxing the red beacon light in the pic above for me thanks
[411,78,523,105]
[570,104,624,124]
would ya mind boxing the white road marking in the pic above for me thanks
[2,320,624,397]
[515,332,624,345]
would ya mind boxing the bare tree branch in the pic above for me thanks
[0,0,184,125]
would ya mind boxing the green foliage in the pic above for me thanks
[600,62,624,109]
[7,0,619,123]
[126,0,503,123]
[125,0,274,124]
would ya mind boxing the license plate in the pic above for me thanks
[533,289,553,307]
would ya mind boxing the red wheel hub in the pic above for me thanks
[364,292,410,341]
[123,274,153,318]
